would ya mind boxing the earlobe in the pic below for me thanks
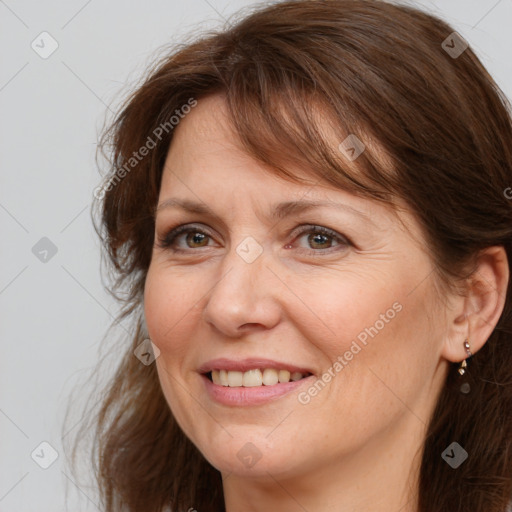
[441,245,509,365]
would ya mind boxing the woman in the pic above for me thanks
[69,0,512,510]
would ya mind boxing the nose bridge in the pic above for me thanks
[213,234,268,306]
[202,235,281,335]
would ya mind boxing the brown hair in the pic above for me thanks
[64,1,512,510]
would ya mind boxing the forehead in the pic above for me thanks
[162,94,312,197]
[162,97,354,213]
[164,91,396,187]
[159,93,417,236]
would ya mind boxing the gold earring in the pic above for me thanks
[458,339,472,376]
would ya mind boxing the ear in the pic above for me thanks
[441,245,509,363]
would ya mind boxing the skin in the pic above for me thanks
[143,93,509,512]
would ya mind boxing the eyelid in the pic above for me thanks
[291,224,349,242]
[155,222,352,253]
[155,223,215,250]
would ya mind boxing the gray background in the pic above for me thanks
[1,0,510,510]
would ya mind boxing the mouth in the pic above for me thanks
[204,368,313,387]
[198,358,315,405]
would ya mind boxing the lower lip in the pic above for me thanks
[201,374,315,406]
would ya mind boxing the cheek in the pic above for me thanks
[291,268,435,407]
[143,266,205,435]
[143,265,200,355]
[284,270,403,361]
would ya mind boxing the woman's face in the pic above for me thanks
[144,93,450,480]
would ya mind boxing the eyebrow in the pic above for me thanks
[155,197,377,226]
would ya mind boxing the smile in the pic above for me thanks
[208,368,311,387]
[198,358,315,405]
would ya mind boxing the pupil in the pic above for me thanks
[311,233,330,248]
[189,232,206,247]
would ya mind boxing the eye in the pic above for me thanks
[292,225,351,254]
[155,224,351,254]
[155,224,214,252]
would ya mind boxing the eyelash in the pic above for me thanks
[155,224,351,255]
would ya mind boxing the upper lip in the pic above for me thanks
[198,358,314,375]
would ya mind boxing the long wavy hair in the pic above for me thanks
[63,1,512,511]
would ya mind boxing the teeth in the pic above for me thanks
[278,370,291,383]
[243,369,262,387]
[219,370,230,386]
[210,368,309,387]
[227,370,243,387]
[262,368,279,386]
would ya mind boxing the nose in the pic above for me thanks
[201,241,282,338]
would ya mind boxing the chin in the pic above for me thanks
[197,433,303,478]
